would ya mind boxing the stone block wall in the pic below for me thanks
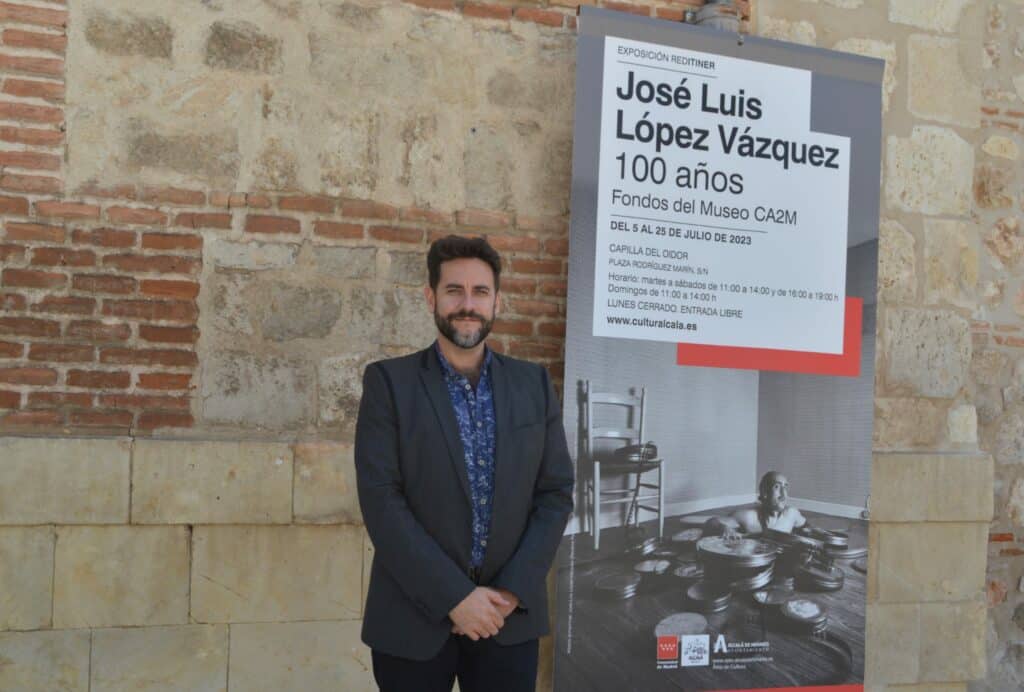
[0,0,1003,689]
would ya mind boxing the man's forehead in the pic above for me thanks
[438,258,496,286]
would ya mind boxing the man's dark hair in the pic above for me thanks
[427,235,502,291]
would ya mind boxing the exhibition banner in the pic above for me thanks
[556,8,884,691]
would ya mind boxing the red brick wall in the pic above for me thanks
[0,0,745,434]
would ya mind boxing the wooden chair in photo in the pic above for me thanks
[582,380,664,550]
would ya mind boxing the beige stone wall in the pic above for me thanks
[0,0,1004,689]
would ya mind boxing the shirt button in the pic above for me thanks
[479,497,487,505]
[481,539,488,546]
[464,384,471,391]
[477,459,486,467]
[476,421,483,429]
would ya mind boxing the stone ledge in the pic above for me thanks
[874,523,988,603]
[132,439,293,524]
[91,625,228,692]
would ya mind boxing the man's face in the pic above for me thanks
[765,474,789,512]
[425,257,500,349]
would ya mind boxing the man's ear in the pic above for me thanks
[423,284,435,313]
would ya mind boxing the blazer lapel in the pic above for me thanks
[419,348,472,504]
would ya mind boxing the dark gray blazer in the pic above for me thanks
[355,346,574,660]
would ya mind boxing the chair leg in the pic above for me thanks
[593,462,601,551]
[658,464,665,539]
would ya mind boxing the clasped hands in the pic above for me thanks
[448,587,519,641]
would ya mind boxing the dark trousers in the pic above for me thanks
[371,636,539,692]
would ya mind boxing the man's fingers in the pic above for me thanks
[485,590,511,607]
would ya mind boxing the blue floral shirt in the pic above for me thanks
[435,342,497,568]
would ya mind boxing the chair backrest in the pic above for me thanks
[582,380,646,462]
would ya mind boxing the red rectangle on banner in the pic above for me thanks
[676,297,863,377]
[657,635,679,661]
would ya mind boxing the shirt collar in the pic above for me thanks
[434,340,492,380]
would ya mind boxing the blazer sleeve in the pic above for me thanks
[355,362,476,624]
[491,365,575,610]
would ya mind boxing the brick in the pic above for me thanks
[76,183,136,200]
[28,343,93,362]
[100,393,189,411]
[0,243,23,263]
[0,52,62,77]
[400,206,452,225]
[7,221,64,243]
[456,208,512,229]
[28,391,92,408]
[133,440,292,524]
[0,340,22,357]
[508,340,562,359]
[655,7,686,21]
[341,198,398,220]
[0,292,26,310]
[516,214,566,234]
[545,238,569,256]
[72,273,136,294]
[2,77,63,102]
[138,373,191,391]
[539,279,567,296]
[102,253,200,275]
[191,525,363,622]
[0,366,55,386]
[370,225,423,243]
[2,28,66,53]
[246,194,272,209]
[0,194,28,214]
[68,369,130,389]
[506,298,561,317]
[511,258,562,275]
[66,320,131,342]
[313,220,362,239]
[538,321,566,338]
[514,7,565,26]
[67,409,132,428]
[0,125,60,147]
[208,191,230,208]
[54,526,188,628]
[492,319,533,336]
[139,186,206,206]
[1,409,61,427]
[100,348,198,367]
[245,214,300,234]
[139,324,198,344]
[30,295,95,315]
[35,201,99,219]
[989,532,1015,542]
[141,232,202,251]
[137,411,193,430]
[604,1,651,15]
[3,268,65,288]
[102,299,197,322]
[279,195,335,213]
[488,234,541,252]
[0,150,60,170]
[174,212,232,229]
[463,2,513,19]
[30,246,94,267]
[0,316,58,338]
[0,100,62,125]
[72,228,136,248]
[0,2,68,28]
[0,172,60,193]
[1000,547,1024,556]
[0,389,18,407]
[140,279,200,299]
[106,206,168,225]
[500,277,536,295]
[405,0,457,10]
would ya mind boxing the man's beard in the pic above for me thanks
[435,308,494,349]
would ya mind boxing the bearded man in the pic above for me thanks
[355,235,574,692]
[705,471,807,536]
